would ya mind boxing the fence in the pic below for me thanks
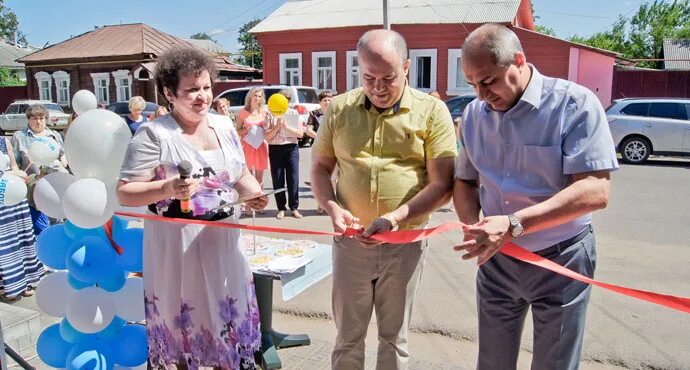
[612,69,690,100]
[0,86,28,113]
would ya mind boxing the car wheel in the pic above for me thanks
[619,136,651,164]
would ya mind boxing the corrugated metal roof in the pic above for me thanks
[18,23,192,64]
[251,0,521,34]
[0,40,35,68]
[663,38,690,70]
[184,38,229,54]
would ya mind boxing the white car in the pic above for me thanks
[0,100,71,132]
[606,98,690,163]
[216,85,321,121]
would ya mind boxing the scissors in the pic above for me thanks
[208,188,286,213]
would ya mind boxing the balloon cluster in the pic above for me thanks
[33,90,148,369]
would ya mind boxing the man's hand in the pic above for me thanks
[454,215,511,265]
[356,214,398,248]
[328,204,361,234]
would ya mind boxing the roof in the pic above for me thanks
[0,40,36,68]
[184,38,228,54]
[17,23,192,64]
[214,55,261,73]
[251,0,521,33]
[662,38,690,70]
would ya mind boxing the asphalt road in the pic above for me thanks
[253,149,690,370]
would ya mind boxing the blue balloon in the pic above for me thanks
[111,324,148,367]
[60,318,97,344]
[66,236,117,283]
[96,316,126,340]
[98,268,128,292]
[66,340,115,370]
[64,221,107,241]
[37,323,74,368]
[68,273,96,290]
[113,226,143,273]
[36,224,72,269]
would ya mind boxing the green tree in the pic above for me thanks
[0,1,27,45]
[0,68,25,87]
[535,25,556,37]
[569,0,690,68]
[190,32,217,43]
[237,18,263,69]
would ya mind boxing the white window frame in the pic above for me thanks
[112,69,133,102]
[311,51,336,92]
[409,49,437,92]
[90,72,110,104]
[346,50,360,91]
[279,53,302,86]
[52,71,70,106]
[35,71,52,101]
[447,49,473,95]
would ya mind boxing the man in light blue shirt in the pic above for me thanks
[453,24,618,370]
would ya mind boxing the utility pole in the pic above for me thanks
[383,0,390,29]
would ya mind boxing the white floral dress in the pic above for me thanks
[119,113,260,369]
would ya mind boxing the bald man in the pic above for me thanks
[311,29,456,369]
[453,24,618,369]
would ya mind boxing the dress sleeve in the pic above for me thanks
[119,124,161,182]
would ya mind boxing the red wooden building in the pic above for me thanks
[251,0,617,106]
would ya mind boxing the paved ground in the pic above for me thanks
[4,150,690,369]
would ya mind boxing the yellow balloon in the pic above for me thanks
[267,93,289,117]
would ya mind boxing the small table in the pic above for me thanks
[250,243,333,369]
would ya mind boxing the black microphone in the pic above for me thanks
[177,160,193,213]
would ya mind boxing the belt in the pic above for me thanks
[533,224,593,257]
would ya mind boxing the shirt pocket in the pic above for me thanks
[517,144,565,194]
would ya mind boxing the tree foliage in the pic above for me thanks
[237,18,263,69]
[569,0,690,67]
[0,68,25,87]
[190,32,217,43]
[0,1,27,45]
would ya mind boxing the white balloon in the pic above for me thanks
[0,173,27,206]
[36,271,75,317]
[27,137,60,166]
[72,90,98,115]
[62,178,115,229]
[114,277,144,322]
[33,172,76,219]
[64,109,131,183]
[66,286,115,334]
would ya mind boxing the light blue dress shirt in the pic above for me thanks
[455,67,619,252]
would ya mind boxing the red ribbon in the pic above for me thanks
[114,211,690,314]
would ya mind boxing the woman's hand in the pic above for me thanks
[59,155,68,168]
[11,169,28,180]
[245,194,268,211]
[163,177,199,200]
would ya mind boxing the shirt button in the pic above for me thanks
[505,201,510,205]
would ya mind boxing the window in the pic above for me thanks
[297,88,319,104]
[649,103,683,119]
[409,49,437,92]
[35,71,52,101]
[112,70,132,102]
[311,51,336,92]
[52,71,70,106]
[91,72,110,104]
[447,49,472,95]
[279,53,302,86]
[621,103,649,116]
[219,90,249,107]
[346,51,360,90]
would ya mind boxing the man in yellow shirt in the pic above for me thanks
[311,29,457,370]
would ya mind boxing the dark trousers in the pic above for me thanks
[268,143,299,211]
[477,228,596,370]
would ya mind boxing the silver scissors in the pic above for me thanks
[208,188,286,213]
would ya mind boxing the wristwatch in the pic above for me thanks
[507,214,524,238]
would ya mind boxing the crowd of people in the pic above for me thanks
[0,22,618,370]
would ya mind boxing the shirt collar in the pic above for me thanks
[360,84,412,114]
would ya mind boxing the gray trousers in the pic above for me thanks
[477,228,596,370]
[331,235,428,370]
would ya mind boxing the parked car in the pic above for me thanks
[0,100,70,133]
[216,85,321,147]
[445,93,477,122]
[106,101,159,119]
[606,98,690,164]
